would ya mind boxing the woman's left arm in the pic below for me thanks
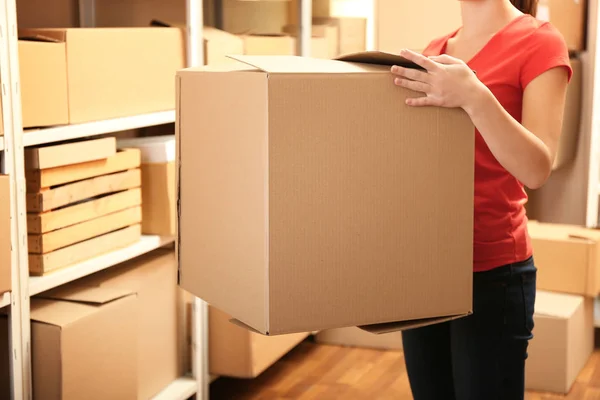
[392,49,569,190]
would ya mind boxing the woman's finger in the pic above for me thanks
[399,49,439,71]
[406,95,436,107]
[391,65,430,83]
[429,54,461,65]
[393,77,430,94]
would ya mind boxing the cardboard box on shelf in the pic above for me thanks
[210,306,310,378]
[222,0,289,35]
[150,21,244,66]
[311,17,366,56]
[375,0,461,53]
[0,285,138,400]
[242,34,329,58]
[73,249,182,400]
[537,0,587,51]
[18,38,69,128]
[528,221,600,297]
[117,136,176,236]
[315,327,403,351]
[19,27,185,124]
[177,52,475,336]
[283,22,340,59]
[242,34,296,55]
[526,290,594,394]
[554,57,582,170]
[0,176,10,295]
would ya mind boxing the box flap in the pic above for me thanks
[358,312,471,334]
[18,29,67,43]
[38,285,134,305]
[227,55,386,74]
[534,290,582,319]
[336,50,421,69]
[229,318,268,335]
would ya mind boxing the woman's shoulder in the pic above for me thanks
[509,15,568,50]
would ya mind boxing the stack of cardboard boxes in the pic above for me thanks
[524,222,597,394]
[0,249,184,400]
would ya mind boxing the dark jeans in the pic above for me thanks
[402,257,536,400]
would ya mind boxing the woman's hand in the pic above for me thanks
[391,49,487,113]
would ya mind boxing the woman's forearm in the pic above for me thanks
[465,85,553,189]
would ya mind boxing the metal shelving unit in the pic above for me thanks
[22,111,176,147]
[1,0,312,398]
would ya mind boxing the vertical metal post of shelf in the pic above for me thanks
[2,1,32,399]
[186,1,209,399]
[78,0,96,27]
[297,0,312,56]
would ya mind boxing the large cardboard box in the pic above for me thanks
[74,249,182,400]
[526,291,594,393]
[176,52,475,335]
[18,39,69,128]
[375,0,461,52]
[19,27,185,124]
[537,0,587,51]
[118,136,176,236]
[315,327,403,350]
[528,221,600,297]
[0,176,10,295]
[0,285,138,400]
[554,57,582,170]
[210,306,310,378]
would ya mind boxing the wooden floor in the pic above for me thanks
[211,339,600,400]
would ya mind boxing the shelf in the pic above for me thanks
[29,235,175,296]
[22,110,176,147]
[152,377,198,400]
[0,292,10,309]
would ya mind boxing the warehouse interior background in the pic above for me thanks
[0,0,597,399]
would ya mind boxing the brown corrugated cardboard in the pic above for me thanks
[315,327,403,350]
[118,136,176,236]
[16,285,138,400]
[25,137,116,170]
[528,221,600,297]
[526,290,594,393]
[19,27,185,124]
[375,0,461,52]
[0,176,10,295]
[553,57,582,170]
[72,249,182,400]
[177,51,475,335]
[210,306,310,378]
[537,0,587,51]
[18,39,69,128]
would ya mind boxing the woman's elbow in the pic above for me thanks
[523,157,553,190]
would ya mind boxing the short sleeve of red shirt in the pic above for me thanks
[520,23,572,89]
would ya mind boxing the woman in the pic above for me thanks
[390,0,572,399]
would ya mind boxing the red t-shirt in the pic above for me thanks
[422,14,572,272]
